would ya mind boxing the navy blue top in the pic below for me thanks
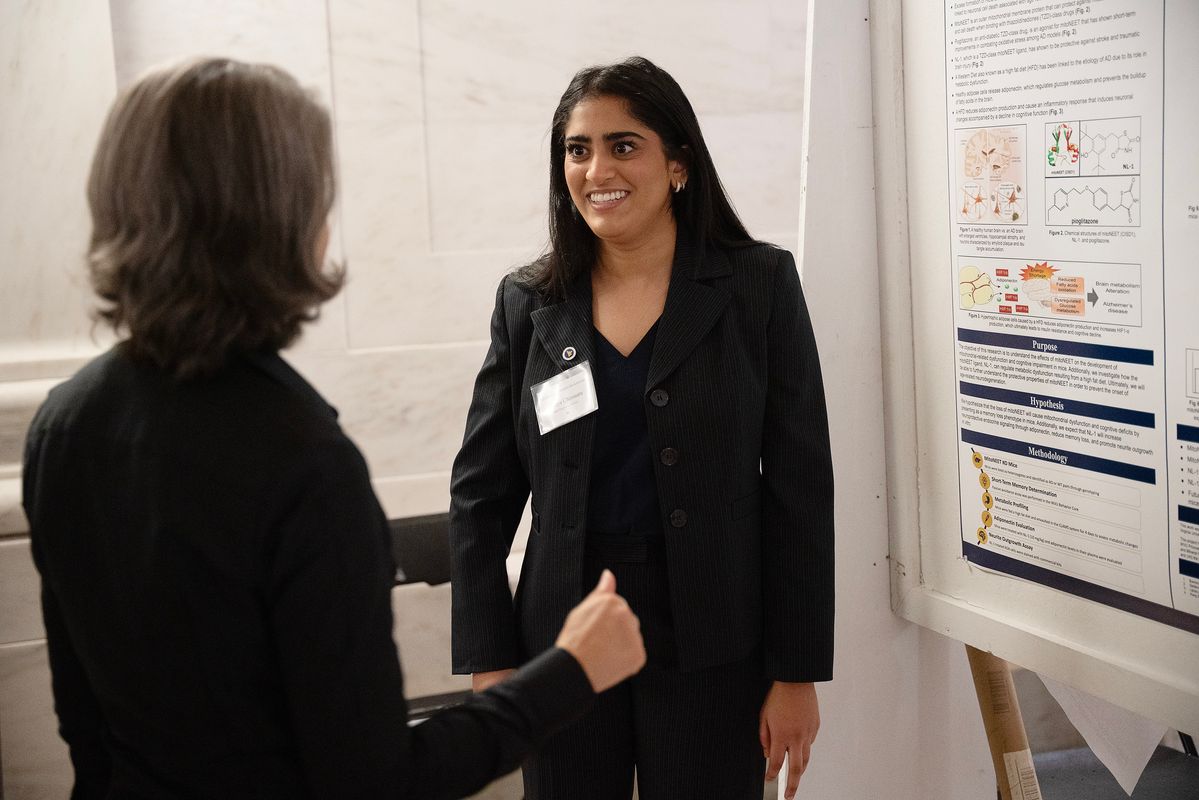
[585,321,662,535]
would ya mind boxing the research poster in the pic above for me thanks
[946,0,1199,631]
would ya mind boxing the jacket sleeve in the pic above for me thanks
[448,276,532,673]
[24,428,114,799]
[23,429,113,796]
[268,439,593,800]
[760,249,835,683]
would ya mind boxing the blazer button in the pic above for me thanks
[670,509,688,528]
[650,389,669,407]
[660,447,679,466]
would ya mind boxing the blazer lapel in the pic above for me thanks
[529,275,596,371]
[645,237,732,392]
[529,277,598,476]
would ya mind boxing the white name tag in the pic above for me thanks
[530,361,599,435]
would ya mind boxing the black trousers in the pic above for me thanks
[522,533,770,800]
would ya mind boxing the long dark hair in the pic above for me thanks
[521,56,752,299]
[87,58,341,380]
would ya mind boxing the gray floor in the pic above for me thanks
[1036,746,1199,799]
[1011,668,1086,753]
[1012,669,1198,799]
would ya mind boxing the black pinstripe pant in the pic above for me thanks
[522,533,770,800]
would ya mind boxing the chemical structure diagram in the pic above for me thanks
[1046,176,1140,226]
[1044,117,1141,227]
[1078,117,1141,176]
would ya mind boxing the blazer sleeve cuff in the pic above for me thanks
[490,647,596,737]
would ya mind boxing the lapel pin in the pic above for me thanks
[562,346,577,362]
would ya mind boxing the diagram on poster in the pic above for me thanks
[946,0,1199,630]
[1046,176,1141,227]
[1046,118,1142,178]
[956,125,1026,224]
[957,258,1142,326]
[1046,117,1142,226]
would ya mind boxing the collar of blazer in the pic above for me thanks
[241,348,340,420]
[530,233,733,392]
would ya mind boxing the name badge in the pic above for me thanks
[530,361,599,435]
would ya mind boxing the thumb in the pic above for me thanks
[593,568,616,595]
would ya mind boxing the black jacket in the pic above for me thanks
[450,238,834,682]
[23,345,594,799]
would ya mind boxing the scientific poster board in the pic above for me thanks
[947,1,1199,632]
[877,0,1199,730]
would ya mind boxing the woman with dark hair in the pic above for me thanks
[23,57,645,799]
[450,56,834,800]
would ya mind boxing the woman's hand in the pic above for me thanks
[472,570,646,696]
[554,569,646,692]
[471,669,516,692]
[759,681,820,799]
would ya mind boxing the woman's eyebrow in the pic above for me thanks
[603,131,645,141]
[564,131,647,144]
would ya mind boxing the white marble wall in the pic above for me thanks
[320,0,807,514]
[0,1,117,356]
[0,2,117,793]
[0,1,807,794]
[0,0,807,527]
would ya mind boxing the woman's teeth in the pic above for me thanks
[590,191,628,203]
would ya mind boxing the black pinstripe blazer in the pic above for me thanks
[449,236,834,683]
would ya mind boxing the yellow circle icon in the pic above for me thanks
[977,527,988,544]
[979,472,991,489]
[982,491,993,509]
[981,511,993,527]
[971,452,984,469]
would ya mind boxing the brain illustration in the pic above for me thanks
[1023,277,1052,307]
[964,129,1013,180]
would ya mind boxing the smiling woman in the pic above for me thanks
[449,56,836,800]
[562,98,683,258]
[562,96,683,355]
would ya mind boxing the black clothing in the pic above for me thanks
[585,321,661,535]
[23,345,595,799]
[583,532,674,667]
[521,537,769,800]
[450,238,835,682]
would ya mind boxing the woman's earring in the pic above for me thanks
[673,179,686,193]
